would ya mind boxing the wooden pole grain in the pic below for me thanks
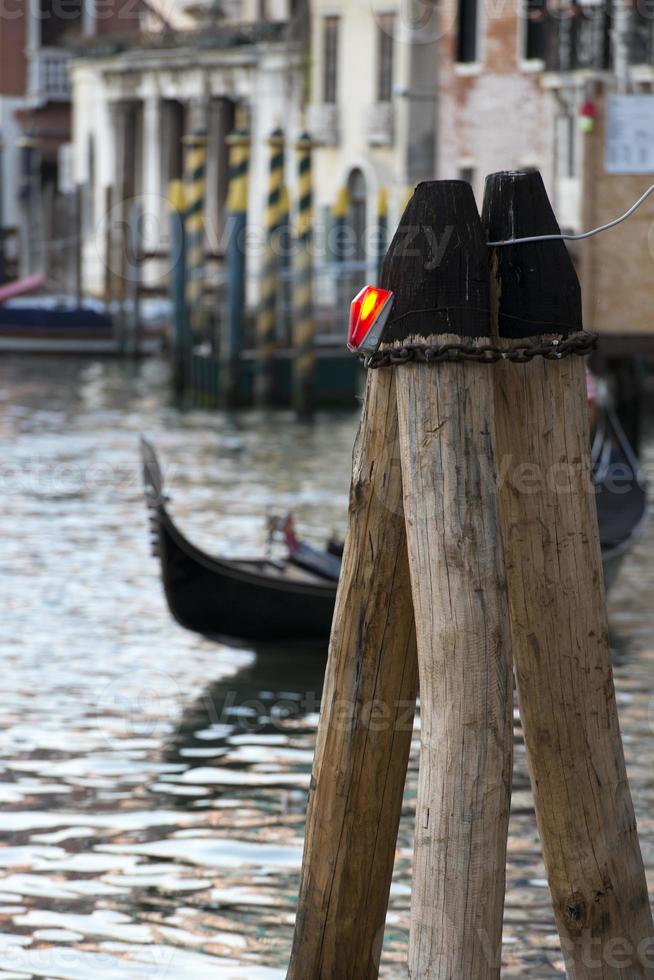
[287,366,418,979]
[387,181,514,979]
[483,170,654,978]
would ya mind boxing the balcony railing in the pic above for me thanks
[545,3,612,72]
[544,3,654,72]
[366,102,394,146]
[308,104,339,146]
[628,7,654,64]
[29,47,72,102]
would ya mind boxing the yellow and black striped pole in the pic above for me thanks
[255,127,285,406]
[332,186,349,325]
[223,120,250,407]
[168,179,188,397]
[377,186,388,283]
[292,131,315,417]
[182,130,207,338]
[278,181,292,341]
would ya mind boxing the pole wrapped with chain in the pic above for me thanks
[292,132,315,417]
[255,127,285,405]
[483,169,654,979]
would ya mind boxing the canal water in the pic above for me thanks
[0,355,653,979]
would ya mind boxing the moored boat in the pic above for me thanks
[140,438,336,642]
[141,404,647,644]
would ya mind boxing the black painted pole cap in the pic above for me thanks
[482,170,583,340]
[380,181,489,344]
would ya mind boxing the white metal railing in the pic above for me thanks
[366,102,394,146]
[29,47,72,102]
[307,104,340,146]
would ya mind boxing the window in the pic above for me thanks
[456,0,478,63]
[323,16,340,104]
[377,14,395,103]
[40,0,83,46]
[524,0,547,60]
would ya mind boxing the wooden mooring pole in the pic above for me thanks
[483,169,654,978]
[182,130,207,339]
[168,179,188,397]
[255,127,285,406]
[222,123,250,408]
[288,175,653,979]
[287,371,418,977]
[390,181,514,979]
[291,132,315,418]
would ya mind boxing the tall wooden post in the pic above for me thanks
[255,127,285,406]
[183,130,207,339]
[222,122,250,408]
[389,181,514,979]
[332,186,349,327]
[376,186,388,283]
[483,170,654,978]
[291,132,315,418]
[74,183,83,308]
[104,185,115,304]
[277,183,292,345]
[126,198,143,356]
[169,179,188,396]
[287,367,418,979]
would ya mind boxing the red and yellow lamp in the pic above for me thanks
[347,285,394,355]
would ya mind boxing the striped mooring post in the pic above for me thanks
[182,130,207,340]
[277,182,292,344]
[292,132,315,418]
[255,127,286,406]
[376,187,388,284]
[168,179,188,397]
[333,186,349,323]
[222,122,250,408]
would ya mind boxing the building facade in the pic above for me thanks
[308,0,439,277]
[71,0,306,297]
[0,0,142,279]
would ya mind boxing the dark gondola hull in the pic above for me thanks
[156,509,336,642]
[141,407,647,644]
[142,438,336,642]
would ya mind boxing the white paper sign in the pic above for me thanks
[606,95,654,174]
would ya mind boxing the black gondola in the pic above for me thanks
[141,438,337,642]
[141,407,647,643]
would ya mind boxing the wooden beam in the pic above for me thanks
[287,367,418,978]
[484,169,654,979]
[388,181,514,979]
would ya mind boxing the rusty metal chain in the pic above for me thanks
[360,332,598,369]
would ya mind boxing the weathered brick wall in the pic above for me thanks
[437,0,555,200]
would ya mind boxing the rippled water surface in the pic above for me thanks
[0,355,653,979]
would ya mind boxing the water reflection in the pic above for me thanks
[0,356,652,978]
